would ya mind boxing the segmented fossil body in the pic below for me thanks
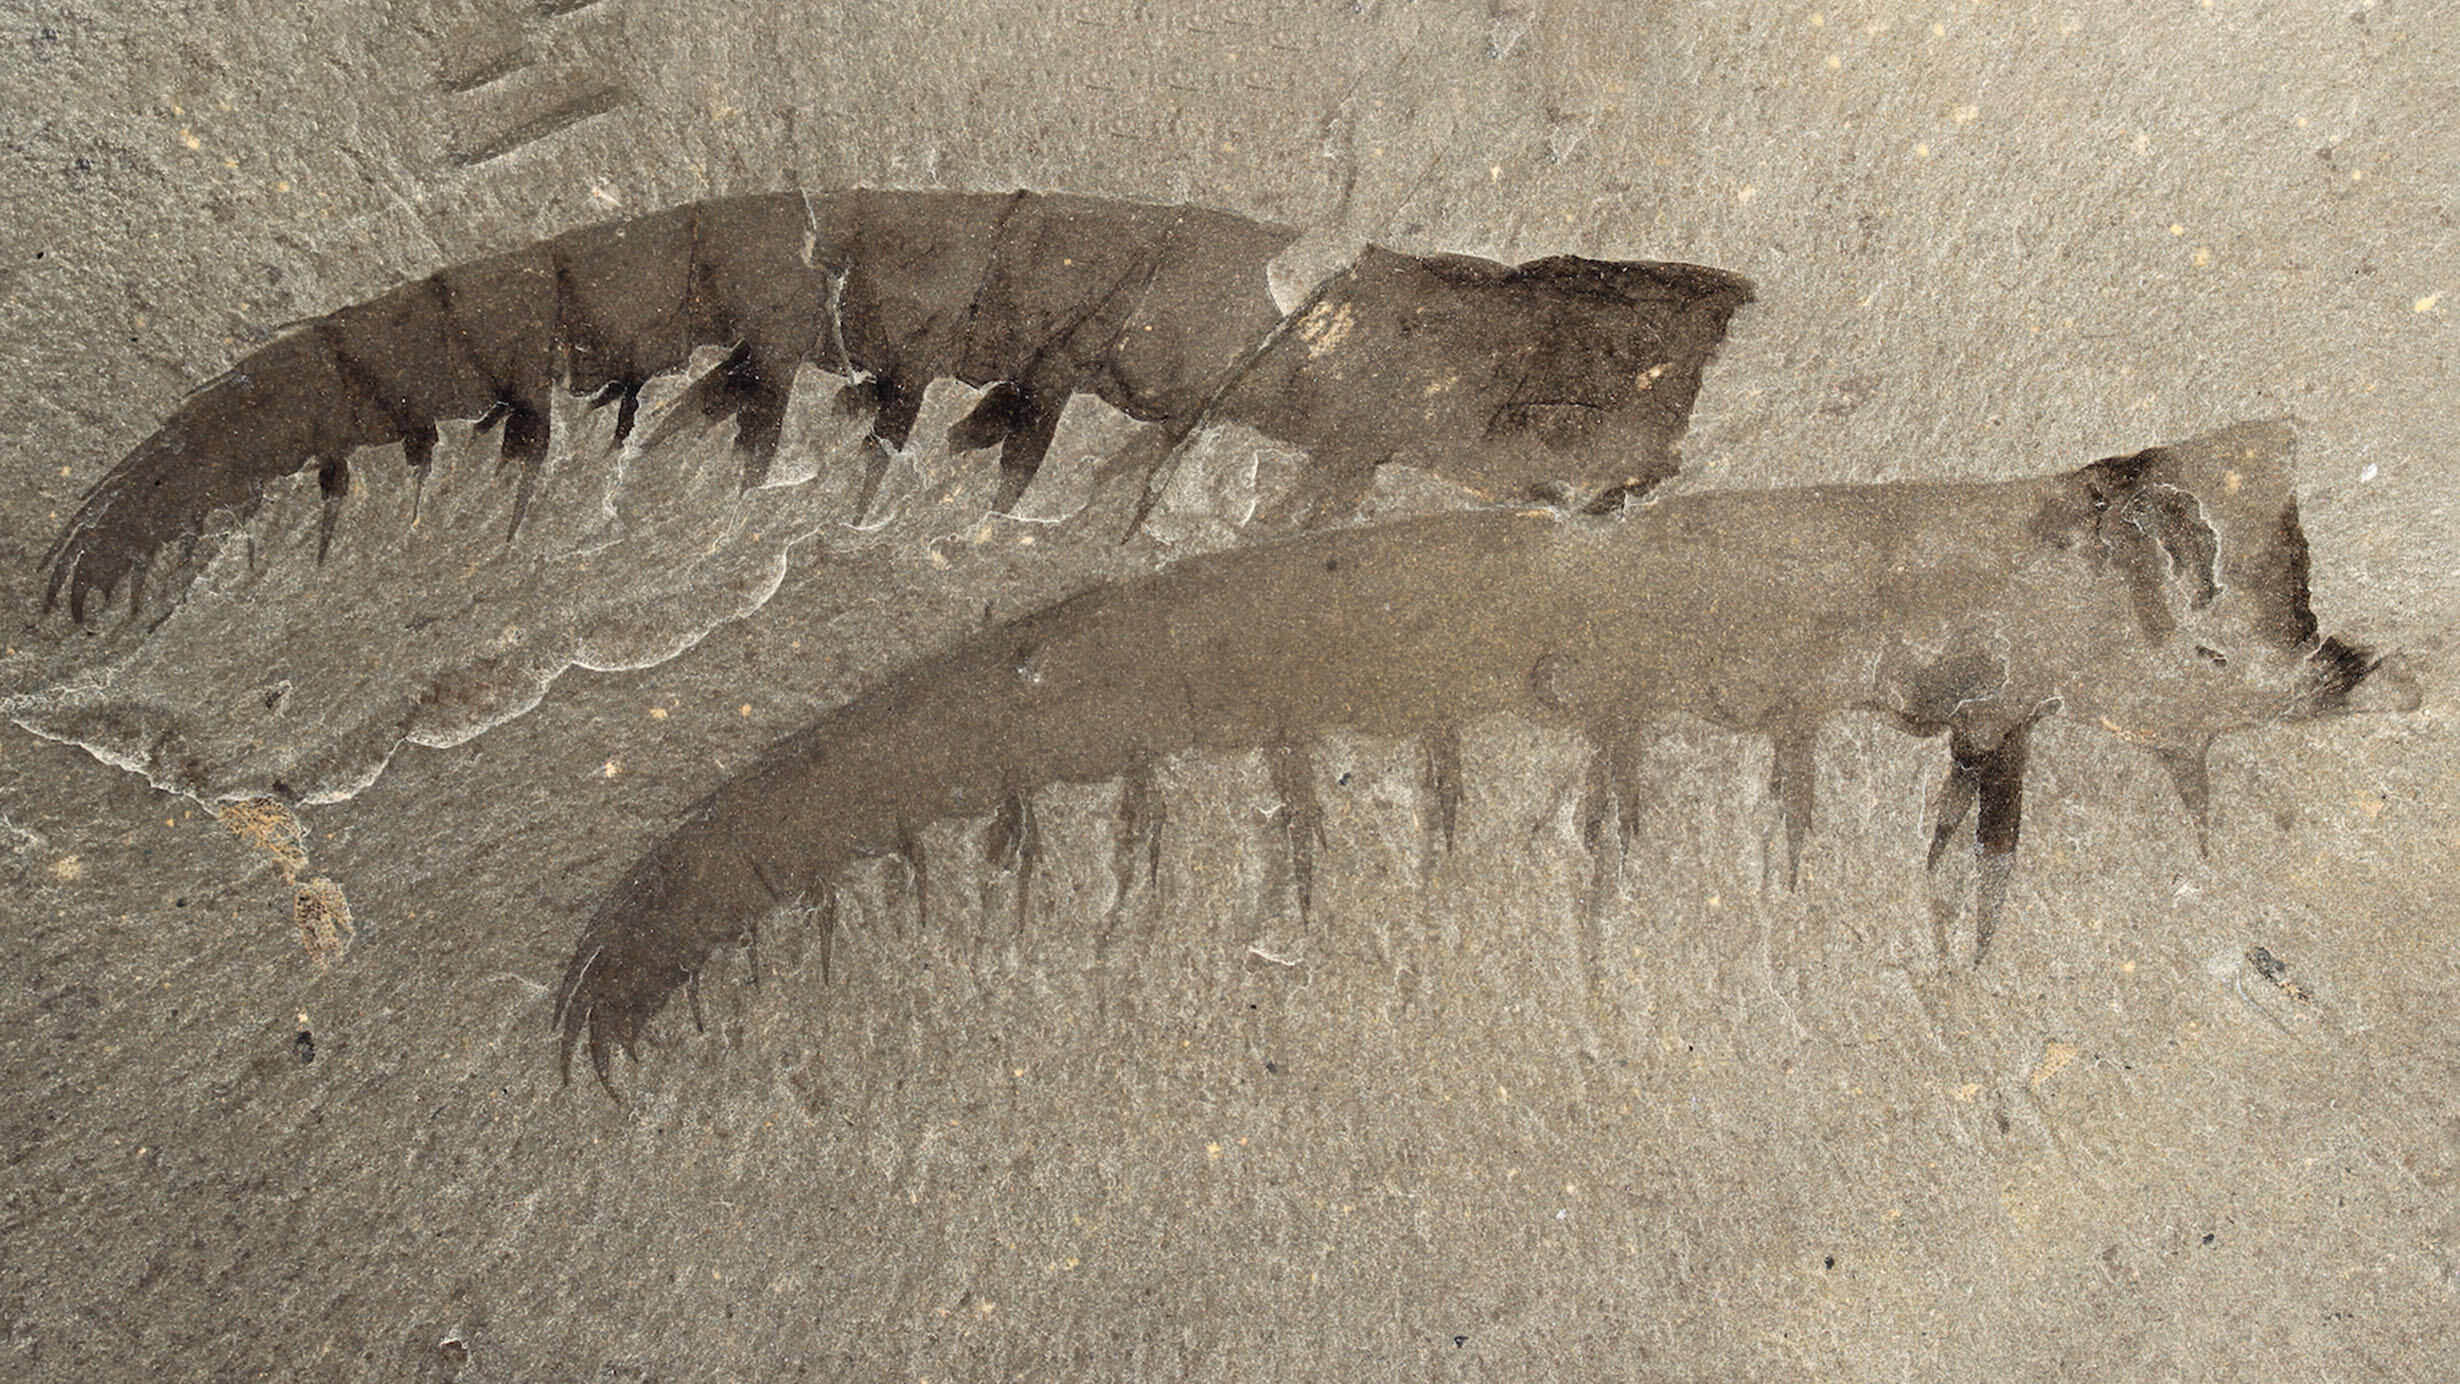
[552,422,2408,1087]
[43,189,1753,622]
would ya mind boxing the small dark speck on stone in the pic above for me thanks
[1453,1335,1468,1347]
[2201,1232,2216,1246]
[1824,1255,1837,1270]
[1264,1060,1279,1074]
[174,897,188,908]
[293,1030,315,1064]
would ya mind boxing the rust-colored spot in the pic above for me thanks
[222,798,353,965]
[293,877,355,969]
[220,797,308,882]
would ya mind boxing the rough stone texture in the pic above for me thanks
[2,2,2454,1380]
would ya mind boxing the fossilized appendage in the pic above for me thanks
[42,188,1753,623]
[551,421,2416,1090]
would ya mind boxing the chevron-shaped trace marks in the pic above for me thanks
[433,0,629,166]
[450,77,629,167]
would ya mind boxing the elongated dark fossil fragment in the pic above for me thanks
[42,189,1752,622]
[552,422,2415,1089]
